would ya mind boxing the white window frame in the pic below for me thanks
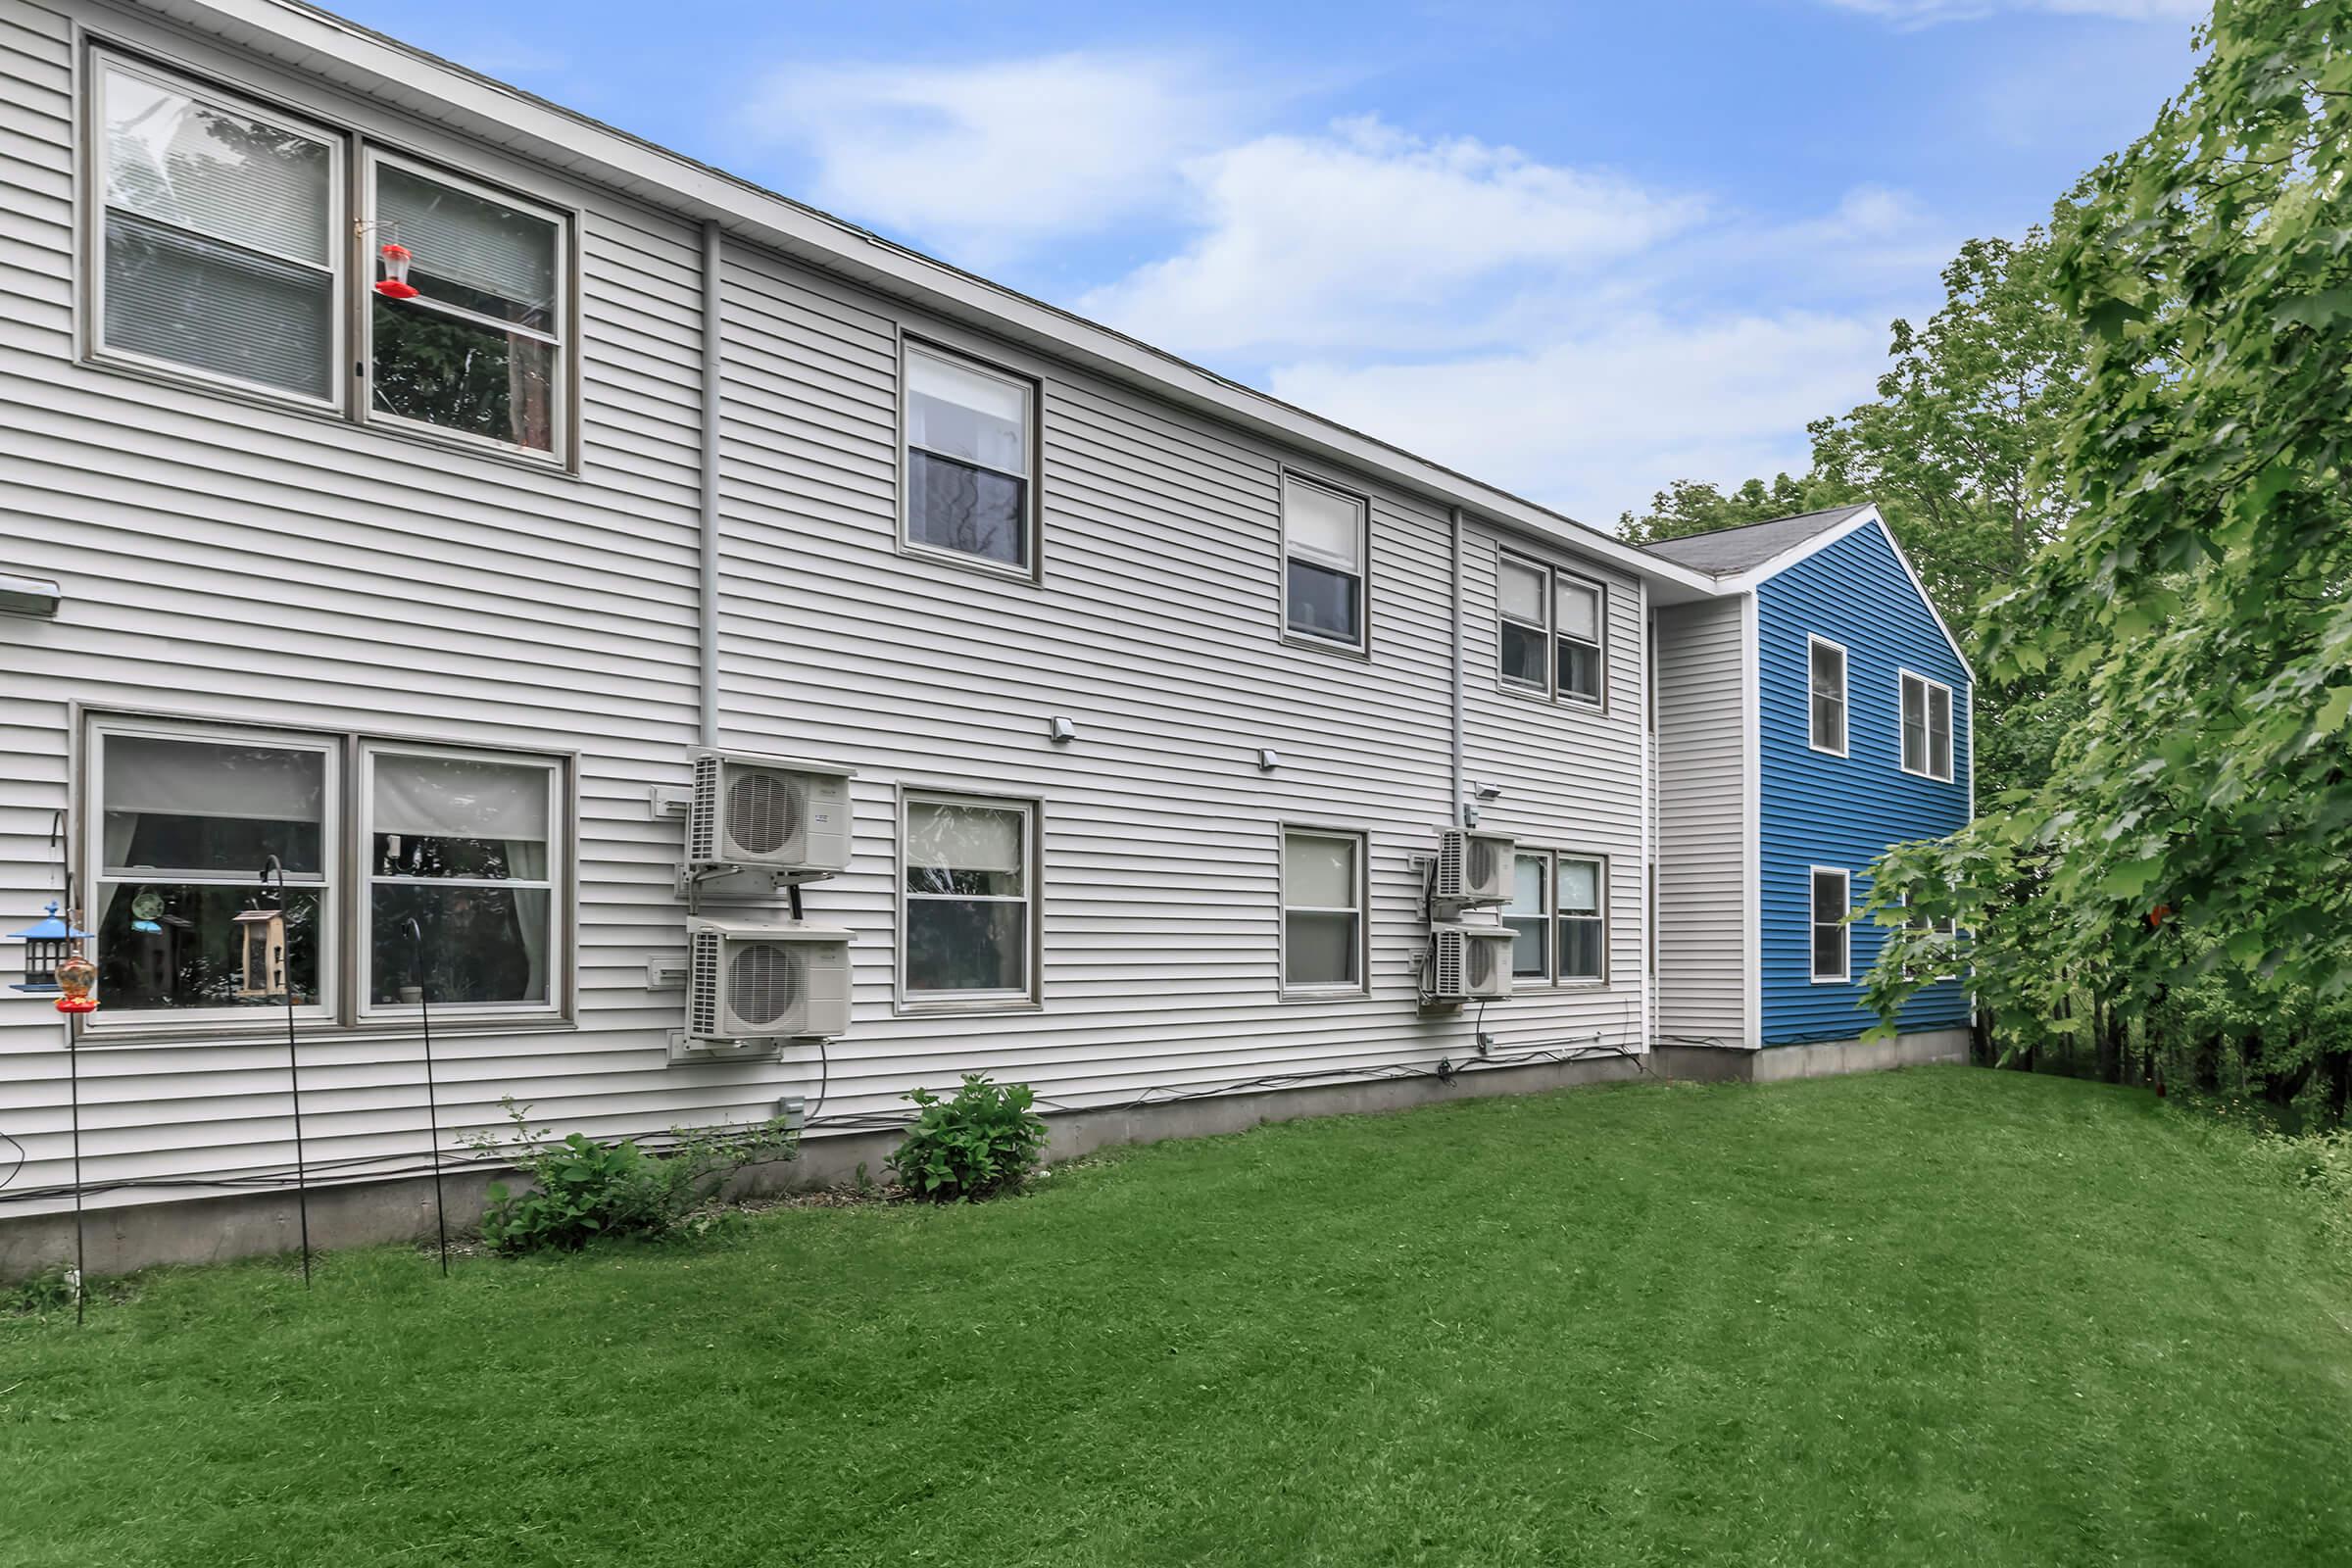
[898,789,1040,1011]
[1280,471,1371,654]
[1900,896,1961,983]
[1279,826,1368,996]
[356,741,566,1021]
[1502,850,1551,983]
[1553,852,1608,984]
[1809,865,1851,984]
[85,49,347,411]
[361,147,570,465]
[1898,669,1956,782]
[898,337,1041,581]
[1807,635,1849,757]
[82,714,343,1029]
[1495,550,1607,709]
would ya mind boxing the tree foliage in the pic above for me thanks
[1866,0,2352,1071]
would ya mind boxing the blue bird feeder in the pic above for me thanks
[8,903,93,995]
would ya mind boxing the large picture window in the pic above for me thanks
[367,154,565,456]
[1282,829,1364,991]
[903,793,1035,1004]
[904,343,1035,572]
[1899,671,1955,781]
[93,57,340,403]
[1283,474,1368,649]
[1495,552,1605,707]
[363,747,561,1012]
[82,717,568,1029]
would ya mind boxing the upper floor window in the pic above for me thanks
[367,154,566,456]
[1497,552,1605,706]
[1282,474,1367,649]
[1808,636,1848,755]
[1282,828,1364,991]
[904,343,1036,573]
[1899,671,1955,781]
[902,793,1036,1005]
[95,57,341,404]
[85,52,572,465]
[83,716,567,1026]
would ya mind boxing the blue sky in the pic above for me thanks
[336,0,2203,525]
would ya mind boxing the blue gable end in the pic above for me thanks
[1756,519,1972,1045]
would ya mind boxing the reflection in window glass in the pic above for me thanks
[1283,830,1361,988]
[368,751,556,1008]
[1504,853,1549,978]
[1284,477,1366,645]
[906,346,1031,567]
[1556,856,1604,981]
[905,797,1031,996]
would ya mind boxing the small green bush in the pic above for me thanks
[465,1099,799,1253]
[4,1266,80,1316]
[889,1073,1048,1202]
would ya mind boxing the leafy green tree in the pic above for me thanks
[1616,472,1857,545]
[1867,0,2352,1102]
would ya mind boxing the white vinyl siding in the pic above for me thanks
[1651,598,1749,1044]
[1810,866,1850,983]
[1900,670,1954,781]
[1808,635,1847,756]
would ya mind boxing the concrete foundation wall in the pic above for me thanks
[1,1032,1970,1282]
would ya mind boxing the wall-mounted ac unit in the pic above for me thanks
[1428,921,1515,1002]
[1435,828,1514,908]
[673,918,851,1058]
[686,750,854,879]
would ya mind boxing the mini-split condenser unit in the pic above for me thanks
[1428,922,1516,1002]
[687,750,854,878]
[674,918,852,1057]
[1435,828,1515,907]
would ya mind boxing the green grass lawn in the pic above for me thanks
[6,1067,2349,1566]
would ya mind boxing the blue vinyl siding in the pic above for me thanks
[1756,520,1971,1044]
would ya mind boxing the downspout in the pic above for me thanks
[698,220,723,750]
[1449,507,1465,827]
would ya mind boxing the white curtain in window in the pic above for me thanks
[374,754,549,878]
[1498,560,1545,624]
[104,735,323,821]
[1508,854,1545,915]
[907,350,1027,472]
[103,68,329,263]
[1284,479,1362,570]
[1285,834,1356,908]
[1556,580,1600,642]
[1556,858,1599,913]
[376,164,556,317]
[907,801,1023,877]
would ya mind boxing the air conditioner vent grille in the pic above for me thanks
[688,754,722,864]
[728,942,803,1028]
[1435,929,1464,997]
[688,928,722,1037]
[727,770,803,859]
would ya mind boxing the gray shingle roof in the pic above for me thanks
[1637,504,1875,576]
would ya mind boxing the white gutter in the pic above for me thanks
[149,0,1724,603]
[1449,507,1465,828]
[698,220,722,749]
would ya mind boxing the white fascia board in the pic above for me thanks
[1719,507,1977,682]
[145,0,1724,604]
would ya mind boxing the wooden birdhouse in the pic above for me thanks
[235,907,288,999]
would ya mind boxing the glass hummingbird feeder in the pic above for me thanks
[374,239,420,300]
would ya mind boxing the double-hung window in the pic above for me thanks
[904,343,1036,573]
[1282,474,1368,649]
[1497,850,1606,984]
[86,53,573,463]
[82,717,568,1026]
[94,56,341,404]
[1282,829,1364,991]
[1810,867,1851,983]
[1808,637,1848,755]
[366,153,566,456]
[903,793,1035,1004]
[1496,553,1605,705]
[1904,900,1960,981]
[363,747,562,1011]
[1899,671,1955,781]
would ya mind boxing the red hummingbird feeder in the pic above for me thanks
[374,240,420,300]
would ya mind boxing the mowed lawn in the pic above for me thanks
[6,1068,2350,1567]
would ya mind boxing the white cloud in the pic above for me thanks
[1269,313,1891,527]
[739,53,1254,264]
[1078,117,1703,357]
[1820,0,2203,24]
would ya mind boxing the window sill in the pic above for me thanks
[1897,766,1957,783]
[72,1015,577,1048]
[1494,680,1610,717]
[893,998,1042,1018]
[1281,631,1371,662]
[76,352,581,479]
[895,536,1043,588]
[1277,986,1370,1004]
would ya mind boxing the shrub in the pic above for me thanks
[4,1266,80,1316]
[465,1099,799,1253]
[889,1074,1048,1202]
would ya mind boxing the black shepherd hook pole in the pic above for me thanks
[406,915,449,1277]
[66,1005,85,1327]
[265,856,312,1289]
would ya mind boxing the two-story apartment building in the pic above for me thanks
[0,0,1973,1273]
